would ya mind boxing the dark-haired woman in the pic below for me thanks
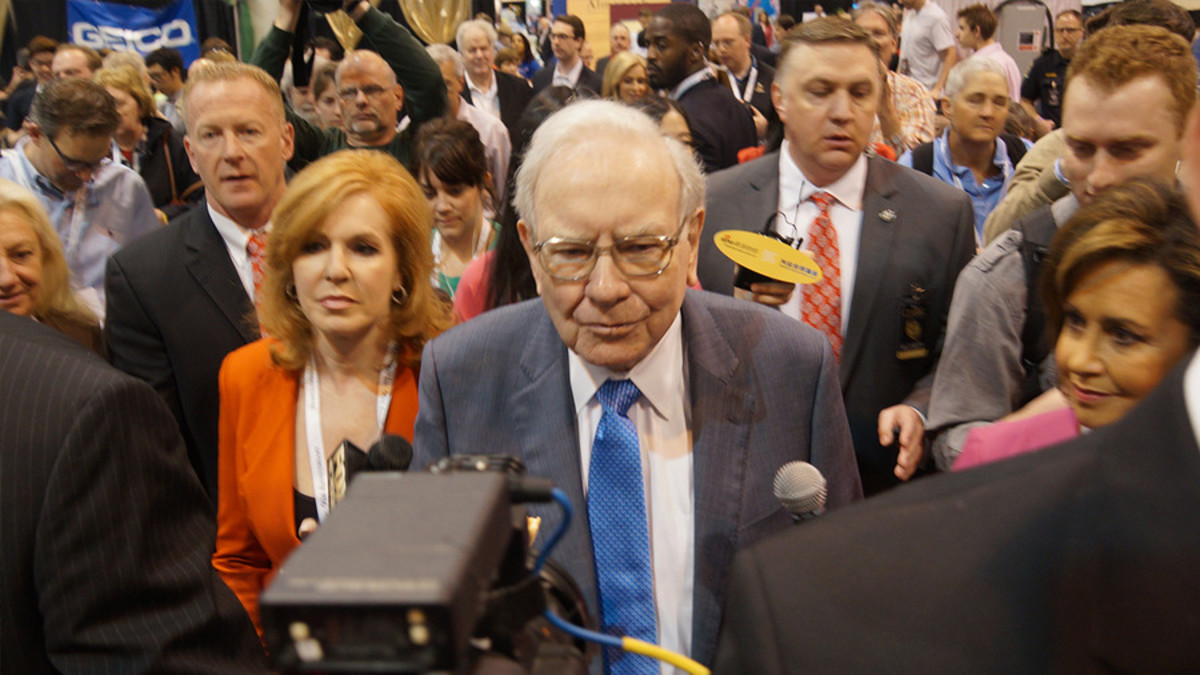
[414,118,499,302]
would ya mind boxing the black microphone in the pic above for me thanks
[773,461,827,522]
[367,434,414,472]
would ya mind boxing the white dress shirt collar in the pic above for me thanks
[569,310,684,418]
[778,140,868,213]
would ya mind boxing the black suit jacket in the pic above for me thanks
[677,77,758,173]
[105,204,259,503]
[700,154,976,493]
[0,312,266,673]
[462,69,535,148]
[530,61,603,96]
[715,357,1200,673]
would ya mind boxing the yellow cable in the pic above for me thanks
[621,637,711,675]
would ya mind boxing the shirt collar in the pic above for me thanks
[670,67,713,100]
[778,140,868,211]
[935,128,1013,179]
[467,70,497,98]
[569,310,684,420]
[554,57,584,86]
[208,201,270,257]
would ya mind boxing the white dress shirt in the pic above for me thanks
[466,71,500,120]
[775,142,867,331]
[552,57,584,89]
[569,312,694,672]
[208,203,269,301]
[457,101,511,214]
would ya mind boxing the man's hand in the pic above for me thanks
[878,405,925,481]
[734,281,795,307]
[750,105,768,140]
[274,0,303,31]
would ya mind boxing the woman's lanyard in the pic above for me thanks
[4,149,88,263]
[303,343,398,521]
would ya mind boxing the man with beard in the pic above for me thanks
[646,3,757,172]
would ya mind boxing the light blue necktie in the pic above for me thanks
[589,379,659,674]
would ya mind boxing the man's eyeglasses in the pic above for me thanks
[550,32,578,41]
[1055,26,1082,34]
[337,84,389,102]
[532,220,689,281]
[46,134,108,173]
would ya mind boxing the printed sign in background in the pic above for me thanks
[67,0,201,65]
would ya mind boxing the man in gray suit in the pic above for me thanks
[698,18,976,495]
[413,100,860,671]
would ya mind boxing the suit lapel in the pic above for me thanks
[681,293,753,650]
[184,209,259,344]
[744,155,782,233]
[841,157,900,389]
[511,307,596,603]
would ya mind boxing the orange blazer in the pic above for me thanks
[212,338,419,637]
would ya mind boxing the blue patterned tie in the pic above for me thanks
[589,379,659,674]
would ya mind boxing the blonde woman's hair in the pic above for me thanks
[0,179,97,327]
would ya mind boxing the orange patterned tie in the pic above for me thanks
[803,191,842,361]
[246,231,268,300]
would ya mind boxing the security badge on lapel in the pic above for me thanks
[897,284,929,360]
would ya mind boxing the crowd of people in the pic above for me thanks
[2,0,1200,671]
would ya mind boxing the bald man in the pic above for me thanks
[252,0,446,170]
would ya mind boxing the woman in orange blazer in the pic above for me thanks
[213,151,452,638]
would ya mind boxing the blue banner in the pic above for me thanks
[67,0,201,65]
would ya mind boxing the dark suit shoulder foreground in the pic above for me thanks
[413,290,861,668]
[0,312,266,673]
[715,358,1200,673]
[677,78,758,173]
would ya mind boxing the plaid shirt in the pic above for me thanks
[871,70,937,155]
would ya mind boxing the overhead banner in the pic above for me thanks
[67,0,201,65]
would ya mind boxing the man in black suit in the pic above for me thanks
[531,15,603,95]
[698,18,975,495]
[457,18,535,143]
[105,62,295,502]
[714,358,1200,671]
[647,4,757,173]
[0,312,267,673]
[712,11,779,143]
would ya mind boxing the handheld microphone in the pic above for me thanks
[367,434,414,472]
[773,461,827,522]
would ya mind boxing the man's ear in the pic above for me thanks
[771,81,786,125]
[394,84,405,113]
[686,207,705,288]
[517,219,543,295]
[23,119,41,141]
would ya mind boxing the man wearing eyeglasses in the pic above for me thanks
[531,15,603,95]
[0,77,158,314]
[1020,10,1084,137]
[413,100,861,672]
[252,0,446,171]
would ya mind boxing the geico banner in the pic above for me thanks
[67,0,201,64]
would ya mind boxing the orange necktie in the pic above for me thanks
[246,231,268,300]
[803,191,842,361]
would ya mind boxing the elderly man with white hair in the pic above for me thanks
[456,18,534,142]
[426,44,510,208]
[413,99,861,672]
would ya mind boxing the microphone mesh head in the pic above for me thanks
[773,461,828,517]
